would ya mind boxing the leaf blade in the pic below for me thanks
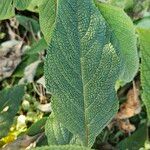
[39,0,56,43]
[26,38,48,54]
[16,15,40,33]
[33,145,91,150]
[94,2,139,84]
[117,124,147,150]
[45,114,73,145]
[14,0,32,10]
[45,0,121,146]
[0,0,14,20]
[138,27,150,120]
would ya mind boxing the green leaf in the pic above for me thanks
[94,2,139,84]
[33,145,91,150]
[39,0,56,43]
[45,0,121,147]
[13,0,32,10]
[27,117,47,136]
[117,124,147,150]
[27,0,45,12]
[137,28,150,121]
[45,114,73,145]
[0,0,14,20]
[26,38,48,54]
[16,15,40,33]
[0,85,24,138]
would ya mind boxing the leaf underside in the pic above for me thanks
[45,114,73,145]
[45,0,121,147]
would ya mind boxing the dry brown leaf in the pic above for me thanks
[2,134,42,150]
[37,76,46,88]
[9,18,19,30]
[117,82,141,119]
[0,40,23,81]
[19,60,41,84]
[108,82,141,133]
[117,119,136,133]
[37,103,52,113]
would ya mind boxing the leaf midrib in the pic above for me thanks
[76,1,90,145]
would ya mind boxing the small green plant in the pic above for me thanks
[0,0,150,149]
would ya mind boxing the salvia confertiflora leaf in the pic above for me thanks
[44,0,122,147]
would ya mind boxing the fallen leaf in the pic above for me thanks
[0,40,23,81]
[37,103,52,113]
[117,82,141,119]
[2,134,42,150]
[117,119,136,133]
[37,76,46,88]
[108,82,141,133]
[19,60,41,84]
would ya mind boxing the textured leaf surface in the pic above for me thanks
[45,0,121,147]
[0,0,14,20]
[27,0,44,12]
[118,124,147,150]
[33,145,91,150]
[39,0,56,43]
[94,2,139,83]
[13,0,32,10]
[138,27,150,120]
[45,114,73,145]
[0,85,24,138]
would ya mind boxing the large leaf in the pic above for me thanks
[0,85,24,138]
[33,145,91,150]
[39,0,56,43]
[45,114,73,145]
[137,27,150,120]
[0,0,14,20]
[117,124,147,150]
[13,0,32,10]
[94,1,139,84]
[45,0,121,147]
